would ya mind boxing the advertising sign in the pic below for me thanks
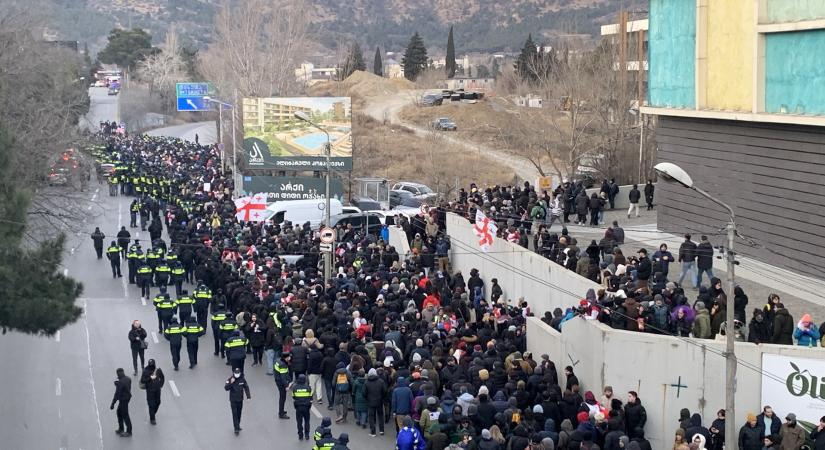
[242,97,353,170]
[242,176,345,202]
[761,353,825,428]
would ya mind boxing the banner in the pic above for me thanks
[761,353,825,428]
[242,97,353,170]
[242,176,345,202]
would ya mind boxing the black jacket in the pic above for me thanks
[364,373,387,407]
[628,188,641,203]
[636,257,652,281]
[291,344,308,372]
[678,239,697,263]
[748,318,770,344]
[129,326,147,350]
[696,242,714,270]
[224,375,251,402]
[738,423,763,450]
[809,425,825,450]
[307,347,323,375]
[771,309,794,345]
[112,374,132,405]
[624,399,647,435]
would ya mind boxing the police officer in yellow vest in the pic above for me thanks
[154,258,171,287]
[163,317,185,371]
[224,330,248,373]
[126,240,141,284]
[108,172,118,196]
[106,241,122,278]
[183,318,205,369]
[274,352,292,419]
[136,255,153,299]
[129,199,140,228]
[210,305,228,357]
[293,373,313,441]
[176,290,195,322]
[193,284,212,328]
[154,288,177,333]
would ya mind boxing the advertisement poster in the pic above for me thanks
[761,353,825,428]
[242,176,345,202]
[242,97,353,170]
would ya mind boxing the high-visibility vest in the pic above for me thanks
[219,322,238,332]
[224,337,247,348]
[194,289,212,300]
[292,387,312,398]
[176,296,195,305]
[171,266,185,276]
[155,264,171,274]
[164,325,185,334]
[185,325,204,334]
[106,246,120,255]
[165,253,178,263]
[156,299,177,310]
[137,266,152,274]
[211,312,226,321]
[274,360,289,374]
[269,312,282,328]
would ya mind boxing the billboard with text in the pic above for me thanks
[242,176,345,202]
[242,97,352,170]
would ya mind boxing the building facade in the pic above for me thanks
[242,98,312,133]
[643,0,825,280]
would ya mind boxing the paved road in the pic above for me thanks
[145,122,217,145]
[80,87,119,132]
[0,89,396,450]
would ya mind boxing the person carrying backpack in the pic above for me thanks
[333,362,353,423]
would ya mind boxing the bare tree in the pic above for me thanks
[198,0,312,98]
[136,25,187,114]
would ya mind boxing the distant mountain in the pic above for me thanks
[37,0,647,54]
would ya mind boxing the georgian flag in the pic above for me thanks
[234,193,268,222]
[473,209,497,252]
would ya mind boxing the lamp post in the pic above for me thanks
[654,162,737,450]
[294,111,332,283]
[203,96,237,193]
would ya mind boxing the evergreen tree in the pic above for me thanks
[445,26,456,78]
[373,46,383,76]
[491,58,501,79]
[97,28,159,71]
[402,32,428,81]
[476,64,490,78]
[340,42,366,80]
[0,126,83,335]
[514,33,539,82]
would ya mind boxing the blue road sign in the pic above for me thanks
[177,97,207,112]
[176,83,209,111]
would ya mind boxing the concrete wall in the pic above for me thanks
[527,316,825,450]
[648,0,696,108]
[585,184,647,210]
[446,212,599,315]
[388,226,411,257]
[705,0,754,111]
[765,0,825,23]
[766,29,825,115]
[656,116,825,281]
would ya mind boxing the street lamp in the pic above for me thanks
[203,96,237,191]
[654,161,737,450]
[294,111,332,284]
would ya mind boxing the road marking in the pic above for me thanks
[141,297,147,306]
[118,202,128,299]
[63,268,68,277]
[55,377,62,396]
[151,332,159,344]
[311,405,322,419]
[55,330,61,342]
[81,299,104,449]
[70,248,75,255]
[168,380,180,397]
[87,205,92,210]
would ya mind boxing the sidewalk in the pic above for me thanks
[549,207,825,325]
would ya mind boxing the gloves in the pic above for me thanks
[110,402,115,410]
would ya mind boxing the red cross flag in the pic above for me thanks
[235,194,268,222]
[473,209,497,252]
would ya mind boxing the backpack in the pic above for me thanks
[335,372,350,392]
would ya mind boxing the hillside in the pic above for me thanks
[33,0,647,53]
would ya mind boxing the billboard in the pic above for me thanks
[242,176,345,202]
[761,353,825,429]
[242,97,352,170]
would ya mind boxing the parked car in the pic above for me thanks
[329,212,384,236]
[48,167,69,186]
[431,117,457,131]
[263,198,345,228]
[351,196,382,212]
[421,94,443,107]
[107,86,120,96]
[391,182,436,198]
[389,189,414,209]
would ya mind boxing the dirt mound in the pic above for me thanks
[308,70,414,98]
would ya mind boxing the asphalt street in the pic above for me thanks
[0,88,397,450]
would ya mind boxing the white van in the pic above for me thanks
[264,199,344,229]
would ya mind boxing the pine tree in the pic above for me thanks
[0,126,83,335]
[445,26,456,78]
[340,42,366,80]
[491,58,501,79]
[402,32,428,81]
[514,34,539,82]
[373,46,383,77]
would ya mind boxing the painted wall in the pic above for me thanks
[648,0,696,108]
[765,29,825,115]
[526,316,825,450]
[765,0,825,23]
[705,0,754,111]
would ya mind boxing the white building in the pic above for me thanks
[295,62,339,85]
[600,18,649,72]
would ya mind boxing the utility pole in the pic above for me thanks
[217,105,224,173]
[324,139,332,283]
[724,219,737,450]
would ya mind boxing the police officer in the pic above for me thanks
[116,226,131,258]
[314,416,333,446]
[183,319,205,369]
[218,314,239,360]
[225,368,251,435]
[224,330,248,373]
[170,260,185,296]
[210,305,228,356]
[126,240,140,284]
[314,425,337,450]
[136,255,153,299]
[176,290,195,322]
[106,241,122,278]
[163,317,185,371]
[129,199,140,228]
[293,373,313,441]
[273,352,292,419]
[193,284,213,326]
[108,171,119,196]
[154,258,171,287]
[331,433,350,450]
[154,289,177,333]
[146,246,161,271]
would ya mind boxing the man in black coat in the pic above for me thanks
[623,391,647,438]
[678,234,698,288]
[291,338,309,381]
[365,367,388,436]
[696,236,715,287]
[91,227,105,259]
[628,184,641,218]
[225,368,251,435]
[636,249,652,289]
[110,368,132,437]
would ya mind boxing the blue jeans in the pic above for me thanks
[678,261,696,288]
[264,349,275,375]
[324,379,334,407]
[356,411,367,426]
[696,267,714,287]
